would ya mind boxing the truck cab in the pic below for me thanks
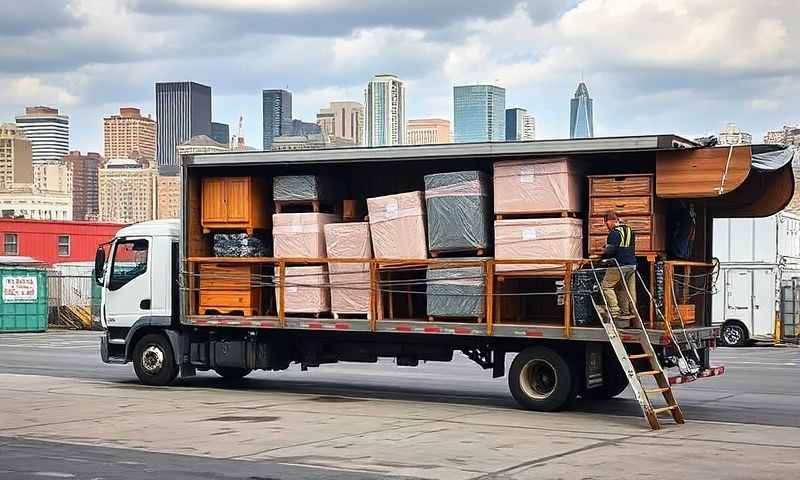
[96,219,181,380]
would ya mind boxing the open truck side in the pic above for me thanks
[96,136,795,416]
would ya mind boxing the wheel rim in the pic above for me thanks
[723,326,743,345]
[519,359,558,400]
[141,345,165,375]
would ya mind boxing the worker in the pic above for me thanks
[600,211,637,321]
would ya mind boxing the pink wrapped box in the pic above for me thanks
[276,265,330,313]
[273,213,340,258]
[367,191,427,260]
[493,157,583,215]
[495,218,584,272]
[324,222,372,316]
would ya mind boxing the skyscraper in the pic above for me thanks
[0,123,33,190]
[98,158,156,224]
[569,82,594,139]
[15,106,69,163]
[64,150,103,221]
[453,84,505,143]
[506,108,536,141]
[262,89,292,150]
[406,119,451,145]
[718,123,752,146]
[364,74,406,147]
[317,101,364,145]
[103,107,156,165]
[155,81,212,175]
[210,122,230,147]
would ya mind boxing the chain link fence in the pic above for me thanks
[47,263,100,330]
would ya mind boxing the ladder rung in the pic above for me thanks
[637,370,662,376]
[645,387,670,394]
[652,405,679,415]
[628,353,651,360]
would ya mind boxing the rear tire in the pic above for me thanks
[720,322,749,347]
[214,367,252,380]
[508,346,578,411]
[133,333,178,386]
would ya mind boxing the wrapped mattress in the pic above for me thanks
[493,157,583,214]
[426,264,485,318]
[273,175,337,203]
[367,191,427,259]
[324,222,372,315]
[273,212,340,258]
[424,171,490,254]
[494,218,584,272]
[276,265,330,313]
[212,232,268,257]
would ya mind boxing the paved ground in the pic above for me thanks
[0,331,798,479]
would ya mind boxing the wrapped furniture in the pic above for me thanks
[367,191,427,260]
[273,175,338,212]
[426,264,485,319]
[276,265,330,314]
[212,233,268,257]
[324,222,372,316]
[424,171,490,255]
[493,157,583,215]
[272,213,340,258]
[494,218,584,272]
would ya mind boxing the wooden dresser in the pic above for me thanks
[198,263,261,315]
[588,174,664,254]
[201,176,270,233]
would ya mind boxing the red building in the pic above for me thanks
[0,219,126,265]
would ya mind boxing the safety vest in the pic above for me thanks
[614,224,633,248]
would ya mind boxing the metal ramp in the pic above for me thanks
[588,261,685,430]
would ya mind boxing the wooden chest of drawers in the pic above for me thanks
[198,263,262,315]
[588,174,664,255]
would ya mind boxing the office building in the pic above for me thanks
[764,125,800,146]
[33,160,71,193]
[717,123,752,146]
[271,133,329,151]
[289,119,321,136]
[98,158,156,224]
[15,106,69,163]
[262,89,292,150]
[175,135,228,156]
[103,107,156,165]
[317,101,364,145]
[364,74,406,147]
[453,84,505,143]
[0,185,71,220]
[406,119,451,145]
[210,121,230,147]
[569,82,594,139]
[64,151,103,221]
[0,123,33,190]
[505,108,535,141]
[156,175,180,219]
[155,81,212,175]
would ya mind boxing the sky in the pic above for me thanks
[1,0,798,153]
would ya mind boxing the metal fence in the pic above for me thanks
[780,278,800,342]
[46,264,100,329]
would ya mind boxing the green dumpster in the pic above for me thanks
[0,267,48,333]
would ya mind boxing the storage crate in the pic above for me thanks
[0,267,48,333]
[424,171,490,255]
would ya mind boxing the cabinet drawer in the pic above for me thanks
[199,264,256,290]
[589,234,653,253]
[590,175,652,197]
[199,291,256,308]
[588,216,652,235]
[590,196,651,217]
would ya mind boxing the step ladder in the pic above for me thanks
[587,260,685,430]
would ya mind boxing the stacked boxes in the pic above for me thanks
[324,222,372,316]
[426,264,485,318]
[424,171,490,255]
[367,191,427,259]
[494,218,583,272]
[272,213,340,258]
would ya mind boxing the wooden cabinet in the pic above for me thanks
[588,174,664,255]
[201,176,269,233]
[198,264,262,315]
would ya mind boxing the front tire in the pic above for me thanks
[214,367,252,380]
[133,333,178,386]
[720,322,749,347]
[508,346,578,411]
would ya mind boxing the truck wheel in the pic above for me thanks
[580,359,629,400]
[720,322,749,347]
[214,367,252,380]
[133,333,179,386]
[508,347,578,412]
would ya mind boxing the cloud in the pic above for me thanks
[0,76,78,107]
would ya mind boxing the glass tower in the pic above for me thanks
[364,74,405,147]
[569,82,594,139]
[262,89,292,150]
[453,85,506,143]
[155,82,212,176]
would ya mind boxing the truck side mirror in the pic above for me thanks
[94,247,106,287]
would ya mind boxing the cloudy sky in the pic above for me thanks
[1,0,798,152]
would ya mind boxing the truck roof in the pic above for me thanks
[116,219,180,238]
[186,134,697,167]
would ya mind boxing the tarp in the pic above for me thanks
[424,171,490,253]
[426,264,485,318]
[751,144,797,171]
[273,175,338,202]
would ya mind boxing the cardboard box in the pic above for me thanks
[494,157,583,214]
[367,191,427,259]
[276,265,330,313]
[273,212,340,258]
[324,222,372,315]
[495,218,584,272]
